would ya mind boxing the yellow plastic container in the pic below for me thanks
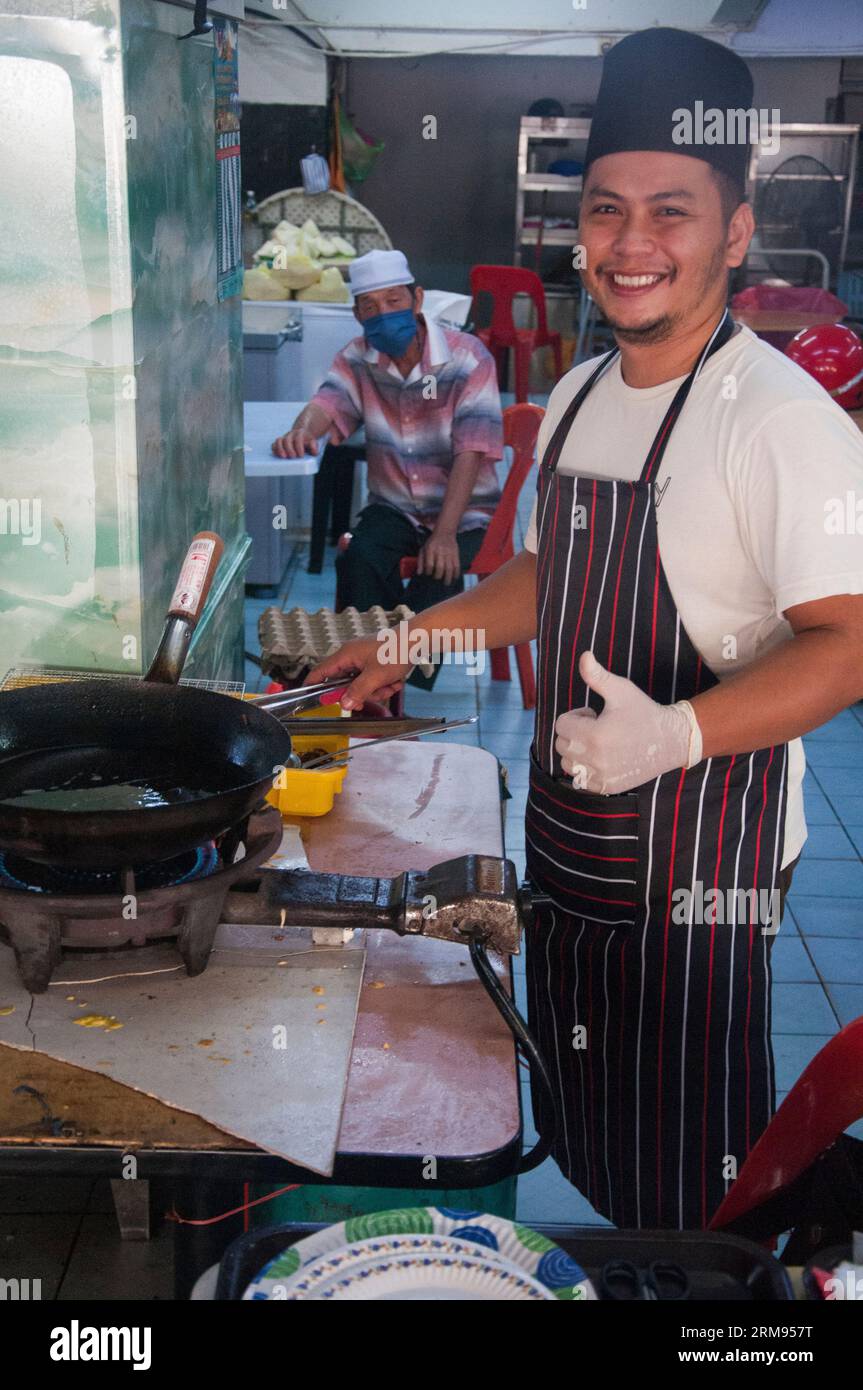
[248,700,350,817]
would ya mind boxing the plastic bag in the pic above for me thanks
[301,147,330,195]
[339,108,383,184]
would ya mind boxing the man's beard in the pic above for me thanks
[607,310,677,344]
[589,241,729,346]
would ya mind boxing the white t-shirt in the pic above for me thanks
[524,324,863,868]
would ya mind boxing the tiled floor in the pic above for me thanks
[4,453,863,1290]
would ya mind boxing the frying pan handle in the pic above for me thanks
[144,532,225,685]
[166,531,225,623]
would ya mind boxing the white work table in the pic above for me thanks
[243,401,319,477]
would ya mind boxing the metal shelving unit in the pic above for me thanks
[512,116,596,376]
[745,123,860,289]
[515,116,591,274]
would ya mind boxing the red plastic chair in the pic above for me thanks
[709,1017,863,1235]
[397,402,544,709]
[470,265,563,403]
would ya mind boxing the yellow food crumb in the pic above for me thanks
[66,995,75,1002]
[382,1042,391,1050]
[316,1002,326,1010]
[74,1014,121,1031]
[369,981,386,989]
[317,1019,326,1025]
[0,1006,15,1017]
[312,985,325,995]
[277,960,288,967]
[197,1039,214,1047]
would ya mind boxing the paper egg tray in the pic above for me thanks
[257,605,434,681]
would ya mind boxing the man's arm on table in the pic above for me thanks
[273,349,362,458]
[306,547,538,708]
[272,401,335,458]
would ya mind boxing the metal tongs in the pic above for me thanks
[249,678,349,716]
[277,717,457,738]
[295,716,478,771]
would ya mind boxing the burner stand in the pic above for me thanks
[0,806,283,993]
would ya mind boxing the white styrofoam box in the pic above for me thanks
[242,300,298,333]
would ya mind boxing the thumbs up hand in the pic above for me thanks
[554,651,702,795]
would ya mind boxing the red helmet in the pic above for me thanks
[785,323,863,411]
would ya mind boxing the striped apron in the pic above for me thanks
[525,312,789,1230]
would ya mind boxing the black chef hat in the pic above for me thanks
[584,28,755,195]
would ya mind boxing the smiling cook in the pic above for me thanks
[307,28,863,1229]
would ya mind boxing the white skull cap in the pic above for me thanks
[348,249,414,298]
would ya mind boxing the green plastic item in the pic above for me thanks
[339,108,384,183]
[250,1178,517,1229]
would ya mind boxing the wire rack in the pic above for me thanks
[0,668,245,696]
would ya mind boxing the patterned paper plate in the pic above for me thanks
[243,1206,596,1301]
[279,1248,555,1301]
[245,1234,551,1301]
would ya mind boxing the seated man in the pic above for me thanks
[272,249,503,686]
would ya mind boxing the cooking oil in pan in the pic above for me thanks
[0,747,235,812]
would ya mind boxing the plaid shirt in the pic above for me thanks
[311,315,503,531]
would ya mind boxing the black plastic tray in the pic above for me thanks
[214,1220,793,1301]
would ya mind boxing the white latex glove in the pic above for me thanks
[554,651,703,795]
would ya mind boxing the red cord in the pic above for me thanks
[166,1184,302,1226]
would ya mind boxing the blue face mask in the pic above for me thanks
[361,307,417,358]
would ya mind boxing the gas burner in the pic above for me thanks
[0,842,220,896]
[0,805,284,994]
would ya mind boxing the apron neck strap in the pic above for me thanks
[640,310,735,484]
[541,347,617,473]
[539,310,736,482]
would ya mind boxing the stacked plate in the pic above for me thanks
[243,1207,596,1302]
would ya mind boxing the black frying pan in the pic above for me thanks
[0,534,344,869]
